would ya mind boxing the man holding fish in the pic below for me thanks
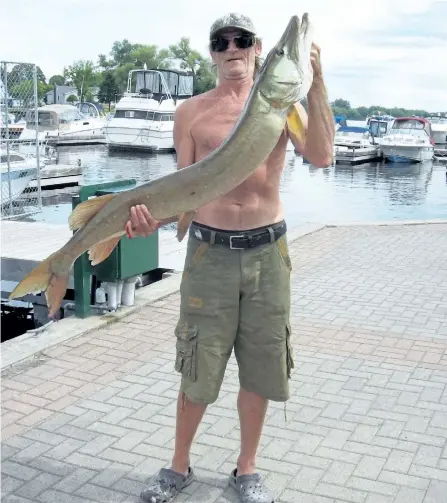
[132,12,335,503]
[8,10,334,503]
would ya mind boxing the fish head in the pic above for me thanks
[257,14,314,109]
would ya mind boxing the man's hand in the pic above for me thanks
[125,204,160,238]
[310,42,323,80]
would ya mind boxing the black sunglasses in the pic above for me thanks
[210,33,255,52]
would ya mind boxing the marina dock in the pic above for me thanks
[1,221,447,502]
[46,135,107,147]
[28,164,83,190]
[1,220,186,292]
[335,146,383,165]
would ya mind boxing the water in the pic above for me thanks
[28,144,447,228]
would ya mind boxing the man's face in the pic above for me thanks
[209,29,262,80]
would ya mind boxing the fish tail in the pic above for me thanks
[9,251,70,318]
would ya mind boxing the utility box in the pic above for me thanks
[72,179,159,318]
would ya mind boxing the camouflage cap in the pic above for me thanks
[209,13,257,39]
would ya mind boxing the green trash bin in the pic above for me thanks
[72,179,159,318]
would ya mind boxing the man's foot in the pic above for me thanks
[229,468,274,503]
[140,467,194,503]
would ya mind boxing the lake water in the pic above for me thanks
[28,144,447,229]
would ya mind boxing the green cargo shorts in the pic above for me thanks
[173,223,294,405]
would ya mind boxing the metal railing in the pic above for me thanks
[1,60,42,219]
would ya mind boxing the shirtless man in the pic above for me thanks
[127,13,334,503]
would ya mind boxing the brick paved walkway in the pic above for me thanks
[2,223,447,503]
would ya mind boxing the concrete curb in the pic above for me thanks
[328,218,447,227]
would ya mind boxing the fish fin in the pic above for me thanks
[88,235,121,266]
[9,251,69,318]
[69,193,116,231]
[287,105,306,146]
[176,211,196,242]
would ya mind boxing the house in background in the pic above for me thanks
[45,85,78,105]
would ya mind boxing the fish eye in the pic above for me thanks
[276,48,285,56]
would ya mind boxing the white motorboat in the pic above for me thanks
[1,150,38,205]
[104,68,194,152]
[334,125,377,150]
[366,114,394,146]
[380,117,435,163]
[426,112,447,144]
[333,125,381,163]
[18,103,106,148]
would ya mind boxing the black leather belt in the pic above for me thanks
[189,220,287,250]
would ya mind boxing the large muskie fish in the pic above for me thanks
[9,13,314,316]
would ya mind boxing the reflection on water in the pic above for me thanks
[29,145,447,227]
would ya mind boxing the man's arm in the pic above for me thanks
[288,43,335,168]
[173,99,196,169]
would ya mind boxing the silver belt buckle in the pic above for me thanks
[229,235,245,250]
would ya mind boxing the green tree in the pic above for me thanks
[113,62,136,93]
[63,60,97,101]
[111,39,139,66]
[194,58,216,94]
[7,63,46,85]
[130,45,171,69]
[347,109,362,120]
[169,37,202,76]
[356,106,369,119]
[49,75,65,86]
[98,54,114,70]
[98,71,119,110]
[332,106,349,118]
[66,94,78,103]
[10,80,51,105]
[169,37,217,94]
[332,98,351,109]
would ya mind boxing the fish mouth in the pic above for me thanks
[279,14,308,62]
[284,16,300,61]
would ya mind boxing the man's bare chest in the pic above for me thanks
[191,101,246,152]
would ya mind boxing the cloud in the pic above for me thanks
[1,0,446,110]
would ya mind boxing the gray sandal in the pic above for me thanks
[140,467,194,503]
[229,468,274,503]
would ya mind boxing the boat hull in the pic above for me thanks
[105,121,174,151]
[432,130,447,145]
[1,163,37,205]
[381,144,434,163]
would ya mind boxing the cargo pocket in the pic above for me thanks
[276,236,292,272]
[182,242,209,281]
[286,323,294,379]
[174,323,198,382]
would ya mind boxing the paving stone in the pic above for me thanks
[424,480,447,503]
[1,460,42,481]
[52,467,97,493]
[15,473,61,500]
[2,224,447,503]
[353,455,386,479]
[1,476,25,495]
[46,438,85,461]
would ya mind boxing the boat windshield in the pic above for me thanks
[336,131,369,138]
[392,119,425,130]
[388,128,427,139]
[59,109,86,123]
[26,109,87,126]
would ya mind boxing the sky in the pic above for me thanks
[2,0,446,111]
